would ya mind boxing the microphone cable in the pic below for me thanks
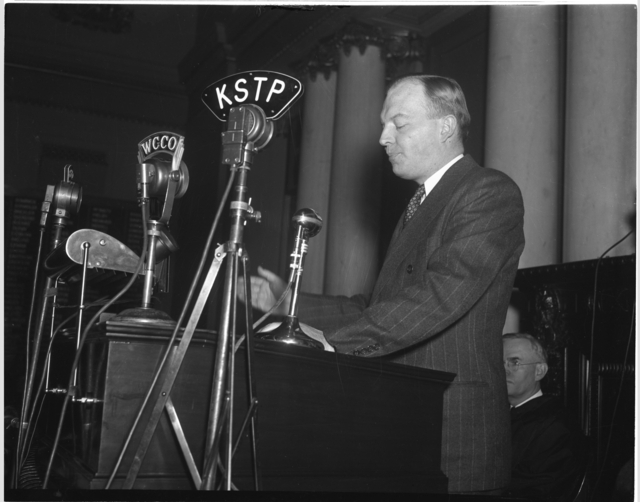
[14,224,47,488]
[231,280,293,352]
[584,228,634,500]
[586,228,634,420]
[105,166,237,489]
[15,193,55,488]
[252,281,293,332]
[588,302,635,501]
[42,203,149,488]
[17,296,114,478]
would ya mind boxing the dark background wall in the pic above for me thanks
[4,4,489,399]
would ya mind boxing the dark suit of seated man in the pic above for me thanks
[503,333,588,500]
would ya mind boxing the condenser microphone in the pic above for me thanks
[292,208,323,237]
[226,104,274,151]
[258,208,324,350]
[287,208,323,284]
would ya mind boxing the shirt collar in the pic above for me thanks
[421,154,464,201]
[513,389,543,408]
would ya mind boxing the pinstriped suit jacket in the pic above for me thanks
[297,155,525,493]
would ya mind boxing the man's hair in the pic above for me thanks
[502,333,548,364]
[390,74,471,142]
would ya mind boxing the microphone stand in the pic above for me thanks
[112,136,187,327]
[201,106,265,490]
[118,106,265,491]
[15,166,81,484]
[258,208,324,349]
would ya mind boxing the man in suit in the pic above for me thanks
[503,333,588,499]
[241,75,525,493]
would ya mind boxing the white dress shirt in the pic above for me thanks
[420,154,464,203]
[513,389,543,409]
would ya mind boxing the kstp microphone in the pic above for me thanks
[202,71,303,165]
[239,103,274,150]
[221,104,274,166]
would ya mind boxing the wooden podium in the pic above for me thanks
[47,318,455,493]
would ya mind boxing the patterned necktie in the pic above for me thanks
[403,184,426,228]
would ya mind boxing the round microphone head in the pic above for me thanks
[243,104,274,151]
[147,159,189,199]
[174,161,190,199]
[292,208,323,238]
[53,181,83,219]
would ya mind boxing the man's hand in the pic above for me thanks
[237,266,290,316]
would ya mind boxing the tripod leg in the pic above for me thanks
[201,395,230,490]
[231,397,258,458]
[199,249,262,491]
[120,245,226,489]
[165,397,202,487]
[225,252,239,491]
[241,252,261,491]
[201,248,238,490]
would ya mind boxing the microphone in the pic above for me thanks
[286,208,322,301]
[240,104,274,150]
[52,165,83,224]
[222,104,274,166]
[258,208,324,349]
[115,132,189,325]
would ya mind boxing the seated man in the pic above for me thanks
[503,333,588,500]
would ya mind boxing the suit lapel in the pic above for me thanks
[374,156,477,295]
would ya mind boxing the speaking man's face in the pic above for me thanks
[379,80,446,185]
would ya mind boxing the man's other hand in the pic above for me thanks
[237,266,290,316]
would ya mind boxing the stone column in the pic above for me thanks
[563,5,636,261]
[324,24,387,296]
[296,55,338,294]
[485,5,564,269]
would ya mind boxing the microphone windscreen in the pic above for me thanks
[244,108,256,135]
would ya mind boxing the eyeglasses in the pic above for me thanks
[504,358,542,371]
